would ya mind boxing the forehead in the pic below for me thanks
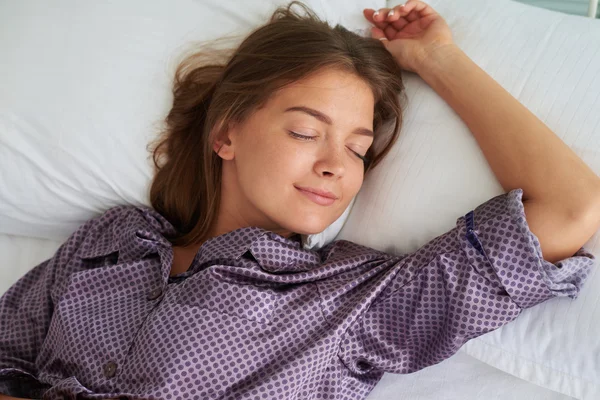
[278,68,373,99]
[267,68,375,120]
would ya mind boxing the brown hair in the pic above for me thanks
[147,1,407,247]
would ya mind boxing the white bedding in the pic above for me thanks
[1,0,599,398]
[0,233,574,399]
[367,351,575,400]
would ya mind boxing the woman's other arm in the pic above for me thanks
[366,0,600,263]
[0,214,106,398]
[415,43,600,263]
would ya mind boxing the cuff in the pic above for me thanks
[457,188,596,309]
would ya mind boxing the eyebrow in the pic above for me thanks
[284,106,374,138]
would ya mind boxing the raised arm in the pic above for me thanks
[415,43,600,263]
[365,0,600,263]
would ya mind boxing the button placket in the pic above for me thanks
[147,287,163,300]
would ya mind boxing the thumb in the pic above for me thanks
[370,27,389,46]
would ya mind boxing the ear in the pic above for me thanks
[212,120,236,161]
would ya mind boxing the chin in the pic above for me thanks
[278,196,344,234]
[287,218,334,236]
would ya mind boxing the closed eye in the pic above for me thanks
[288,131,316,141]
[287,131,369,163]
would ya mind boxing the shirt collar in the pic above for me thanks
[196,227,322,273]
[78,205,322,273]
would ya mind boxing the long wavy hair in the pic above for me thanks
[147,1,407,247]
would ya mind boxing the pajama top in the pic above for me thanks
[0,188,595,399]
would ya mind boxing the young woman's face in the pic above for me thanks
[215,67,375,237]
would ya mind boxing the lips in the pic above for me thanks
[295,186,337,206]
[294,186,338,199]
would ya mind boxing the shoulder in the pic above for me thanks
[73,204,146,260]
[81,204,139,236]
[41,205,142,300]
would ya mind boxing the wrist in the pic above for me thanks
[415,43,463,75]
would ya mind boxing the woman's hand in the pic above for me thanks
[363,0,454,73]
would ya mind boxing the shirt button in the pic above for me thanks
[103,361,117,378]
[147,287,163,300]
[356,358,372,372]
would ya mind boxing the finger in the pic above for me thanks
[372,7,392,23]
[371,7,394,30]
[363,8,390,31]
[371,22,403,42]
[384,2,418,26]
[370,26,389,42]
[391,16,410,32]
[384,25,398,40]
[397,0,437,19]
[395,1,437,24]
[384,3,406,23]
[405,9,420,22]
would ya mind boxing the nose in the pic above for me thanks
[314,139,345,178]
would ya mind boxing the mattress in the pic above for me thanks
[0,232,576,399]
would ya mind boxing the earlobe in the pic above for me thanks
[213,140,233,160]
[213,136,235,160]
[211,120,236,160]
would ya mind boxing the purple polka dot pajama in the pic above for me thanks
[0,188,594,399]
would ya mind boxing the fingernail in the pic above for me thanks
[373,10,380,17]
[378,37,388,41]
[387,9,395,17]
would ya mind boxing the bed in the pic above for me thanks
[1,0,599,399]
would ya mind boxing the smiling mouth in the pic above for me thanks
[295,187,337,206]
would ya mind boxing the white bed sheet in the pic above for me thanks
[0,233,576,399]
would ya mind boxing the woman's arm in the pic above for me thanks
[365,1,600,263]
[0,395,32,400]
[415,44,600,263]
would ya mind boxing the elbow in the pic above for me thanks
[573,182,600,224]
[525,183,600,263]
[568,183,600,252]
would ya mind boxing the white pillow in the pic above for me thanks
[337,0,600,398]
[0,0,383,246]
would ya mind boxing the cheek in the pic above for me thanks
[270,147,311,191]
[347,174,363,198]
[238,134,310,189]
[263,137,312,170]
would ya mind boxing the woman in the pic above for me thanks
[1,1,598,399]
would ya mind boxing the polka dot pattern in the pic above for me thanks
[0,188,594,399]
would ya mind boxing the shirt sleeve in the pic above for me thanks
[337,188,596,376]
[0,217,99,397]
